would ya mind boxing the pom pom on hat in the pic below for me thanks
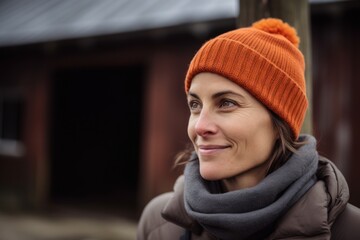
[184,18,308,139]
[252,18,300,48]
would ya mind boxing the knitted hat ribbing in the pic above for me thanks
[185,18,308,139]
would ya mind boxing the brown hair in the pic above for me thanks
[266,113,306,174]
[174,112,305,175]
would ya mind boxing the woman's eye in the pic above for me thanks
[188,101,201,111]
[220,100,236,108]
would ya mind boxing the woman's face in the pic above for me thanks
[187,73,278,190]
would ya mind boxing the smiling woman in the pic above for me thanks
[187,73,278,190]
[137,18,360,240]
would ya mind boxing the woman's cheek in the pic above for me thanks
[187,116,196,142]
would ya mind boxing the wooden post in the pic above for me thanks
[238,0,313,135]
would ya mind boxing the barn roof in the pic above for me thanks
[0,0,347,47]
[0,0,237,47]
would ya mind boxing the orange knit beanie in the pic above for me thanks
[185,18,308,139]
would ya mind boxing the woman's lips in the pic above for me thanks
[197,145,230,155]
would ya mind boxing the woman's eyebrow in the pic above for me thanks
[187,92,199,99]
[212,90,246,100]
[187,90,246,100]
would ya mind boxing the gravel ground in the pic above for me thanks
[0,211,138,240]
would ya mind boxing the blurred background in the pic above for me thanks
[0,0,359,239]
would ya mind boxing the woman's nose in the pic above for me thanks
[194,110,217,137]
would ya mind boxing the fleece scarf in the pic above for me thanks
[184,135,319,240]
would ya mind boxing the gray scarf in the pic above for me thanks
[184,135,318,240]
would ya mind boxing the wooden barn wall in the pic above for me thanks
[312,3,360,206]
[0,36,203,215]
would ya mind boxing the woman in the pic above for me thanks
[137,18,360,240]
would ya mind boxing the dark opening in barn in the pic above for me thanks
[49,66,144,219]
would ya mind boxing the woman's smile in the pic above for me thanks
[197,144,230,156]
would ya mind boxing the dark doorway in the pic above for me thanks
[50,66,144,219]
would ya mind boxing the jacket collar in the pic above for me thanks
[161,175,203,235]
[267,156,349,239]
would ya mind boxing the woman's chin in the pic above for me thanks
[199,168,223,181]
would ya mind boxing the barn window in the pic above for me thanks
[0,94,25,156]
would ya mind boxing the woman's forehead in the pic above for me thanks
[189,73,250,97]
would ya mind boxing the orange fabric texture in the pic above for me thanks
[185,18,308,139]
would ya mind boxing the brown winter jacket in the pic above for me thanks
[137,157,360,240]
